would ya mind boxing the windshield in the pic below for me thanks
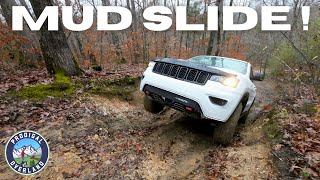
[188,56,248,74]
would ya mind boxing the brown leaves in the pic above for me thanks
[263,105,273,112]
[204,149,228,179]
[277,85,320,178]
[289,114,320,154]
[219,35,247,60]
[75,63,145,81]
[0,67,51,94]
[0,24,29,49]
[0,64,52,131]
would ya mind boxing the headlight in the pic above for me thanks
[210,75,239,88]
[222,77,239,88]
[148,61,156,67]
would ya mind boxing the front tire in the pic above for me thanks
[213,103,243,145]
[239,110,250,124]
[239,98,255,124]
[144,95,164,114]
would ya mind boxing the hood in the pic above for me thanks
[153,58,236,77]
[207,66,246,77]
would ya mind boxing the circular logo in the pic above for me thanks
[5,130,50,175]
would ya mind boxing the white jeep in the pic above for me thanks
[140,56,264,145]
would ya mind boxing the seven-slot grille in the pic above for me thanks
[153,62,211,85]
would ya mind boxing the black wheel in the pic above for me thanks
[144,95,164,114]
[213,103,243,146]
[239,110,250,124]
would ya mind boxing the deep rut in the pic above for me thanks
[135,79,280,179]
[0,78,280,179]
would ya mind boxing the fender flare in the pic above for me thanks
[240,92,250,113]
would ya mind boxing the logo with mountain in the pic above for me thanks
[5,130,49,175]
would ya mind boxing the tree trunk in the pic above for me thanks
[101,0,108,6]
[130,0,139,63]
[190,12,197,54]
[206,31,215,55]
[222,0,233,41]
[201,0,208,54]
[65,0,72,6]
[1,0,41,62]
[163,0,169,57]
[0,0,15,27]
[29,0,80,76]
[141,0,147,62]
[185,0,191,56]
[155,32,158,57]
[102,0,125,63]
[73,0,85,59]
[206,0,222,56]
[20,0,35,19]
[215,0,223,56]
[179,33,183,57]
[64,1,84,61]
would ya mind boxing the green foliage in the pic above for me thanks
[268,42,295,77]
[264,119,282,140]
[300,104,318,116]
[268,18,320,81]
[105,76,137,86]
[307,17,320,62]
[302,171,312,178]
[14,70,75,100]
[263,109,287,141]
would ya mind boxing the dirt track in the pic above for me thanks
[0,79,280,179]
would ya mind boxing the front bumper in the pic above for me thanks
[140,69,243,122]
[144,85,202,118]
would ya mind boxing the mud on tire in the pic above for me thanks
[239,110,250,124]
[213,103,243,145]
[144,95,164,114]
[239,98,255,124]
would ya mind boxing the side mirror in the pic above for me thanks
[251,72,264,81]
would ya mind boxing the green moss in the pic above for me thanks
[83,76,138,100]
[15,83,74,100]
[14,70,75,100]
[264,119,282,140]
[89,85,135,98]
[54,70,71,84]
[104,76,137,86]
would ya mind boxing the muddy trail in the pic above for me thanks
[0,78,280,179]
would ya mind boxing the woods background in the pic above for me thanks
[0,0,319,85]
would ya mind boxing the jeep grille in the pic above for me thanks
[153,62,211,85]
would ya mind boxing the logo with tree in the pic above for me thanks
[5,130,49,175]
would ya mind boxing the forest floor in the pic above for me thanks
[0,67,318,179]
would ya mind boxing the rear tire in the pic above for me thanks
[213,103,243,146]
[144,95,164,114]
